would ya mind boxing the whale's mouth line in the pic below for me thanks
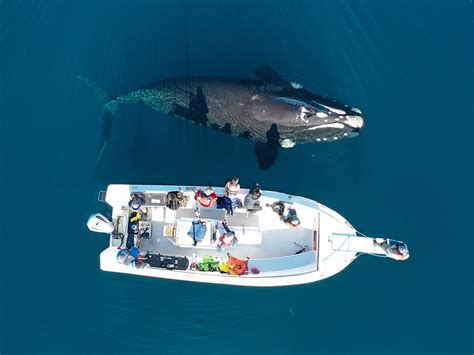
[307,122,345,130]
[307,121,359,132]
[304,120,361,142]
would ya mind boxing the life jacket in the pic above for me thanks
[227,255,248,275]
[219,262,232,274]
[196,255,220,272]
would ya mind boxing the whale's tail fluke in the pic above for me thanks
[77,75,110,104]
[78,76,116,165]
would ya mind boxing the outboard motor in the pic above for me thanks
[87,213,114,234]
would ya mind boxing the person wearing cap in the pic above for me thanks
[373,238,410,260]
[128,193,145,211]
[194,187,218,208]
[244,184,262,213]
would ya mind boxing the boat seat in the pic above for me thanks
[166,217,263,248]
[175,208,225,221]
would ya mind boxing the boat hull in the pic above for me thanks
[100,247,356,287]
[94,184,367,287]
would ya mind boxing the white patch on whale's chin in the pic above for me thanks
[281,138,296,148]
[345,115,364,128]
[308,123,345,130]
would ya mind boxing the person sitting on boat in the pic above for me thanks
[282,208,300,227]
[217,196,237,215]
[225,177,240,197]
[224,177,243,212]
[269,201,285,216]
[194,187,217,208]
[373,238,410,260]
[244,183,262,213]
[216,195,238,215]
[216,221,237,251]
[116,247,148,268]
[129,193,145,211]
[268,201,300,227]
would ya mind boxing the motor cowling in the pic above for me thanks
[87,213,114,233]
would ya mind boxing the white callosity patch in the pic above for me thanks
[280,138,296,148]
[316,112,328,118]
[352,107,362,114]
[290,82,303,89]
[299,106,313,123]
[108,88,167,114]
[320,104,346,115]
[344,115,364,129]
[307,123,345,130]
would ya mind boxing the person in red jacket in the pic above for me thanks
[194,187,217,208]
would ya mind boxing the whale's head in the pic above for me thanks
[271,93,364,146]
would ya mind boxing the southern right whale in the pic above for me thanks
[85,66,364,170]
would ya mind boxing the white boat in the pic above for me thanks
[87,184,409,287]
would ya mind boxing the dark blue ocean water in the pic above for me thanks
[1,0,472,353]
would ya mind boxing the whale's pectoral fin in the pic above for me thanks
[253,123,281,170]
[255,65,282,82]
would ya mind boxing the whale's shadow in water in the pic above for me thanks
[254,124,280,171]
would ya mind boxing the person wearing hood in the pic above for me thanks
[244,184,263,213]
[194,187,218,208]
[373,238,410,260]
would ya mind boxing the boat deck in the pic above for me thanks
[137,200,315,260]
